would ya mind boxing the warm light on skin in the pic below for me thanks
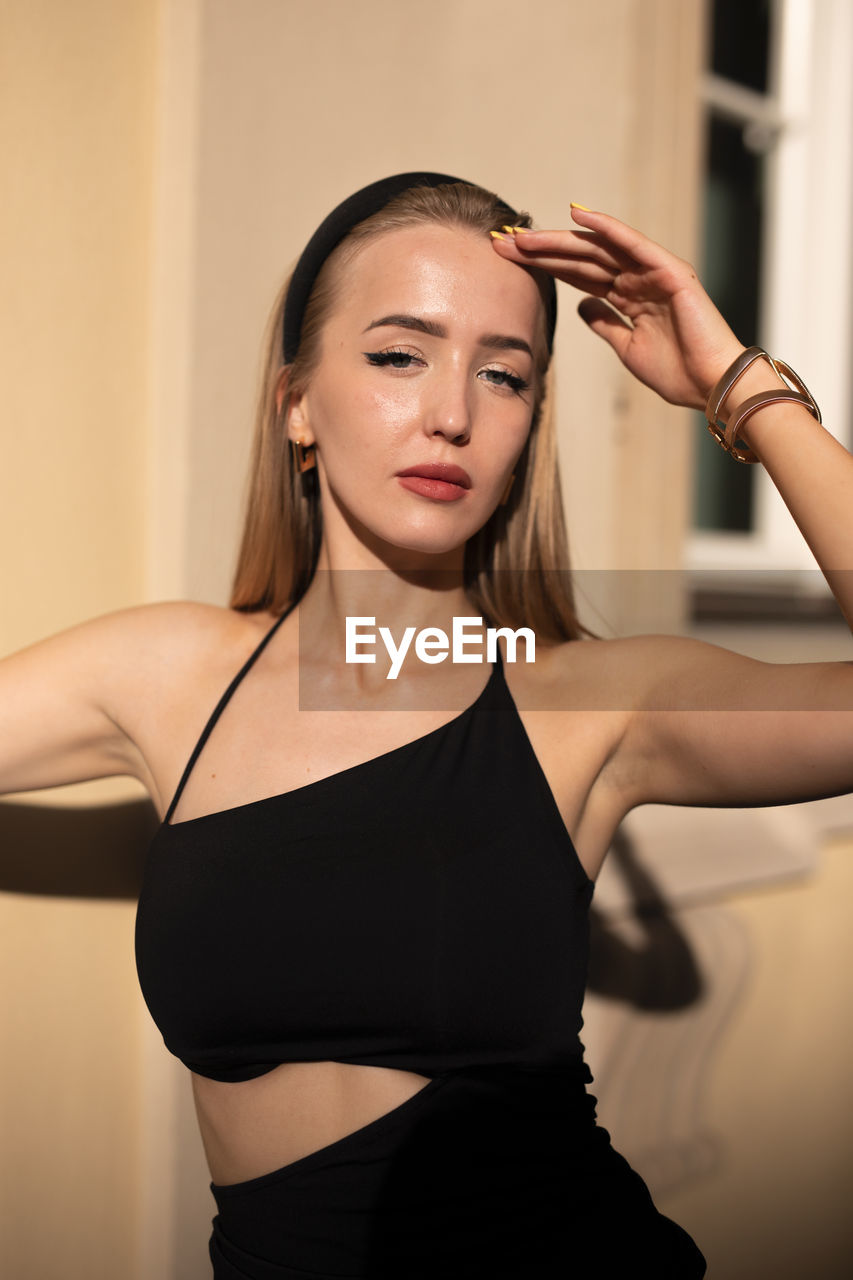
[286,224,545,575]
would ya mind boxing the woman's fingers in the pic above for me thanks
[493,228,632,275]
[563,205,675,268]
[492,221,681,308]
[494,241,633,299]
[544,258,625,292]
[519,229,632,273]
[494,206,689,286]
[576,297,634,361]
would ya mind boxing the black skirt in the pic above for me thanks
[208,1064,706,1279]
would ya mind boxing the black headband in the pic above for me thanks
[281,171,558,363]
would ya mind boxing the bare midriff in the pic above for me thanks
[193,1061,432,1186]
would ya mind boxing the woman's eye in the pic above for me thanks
[363,350,528,394]
[480,367,530,394]
[363,350,421,370]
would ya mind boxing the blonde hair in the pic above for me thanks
[231,182,588,643]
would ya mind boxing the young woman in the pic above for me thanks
[4,172,852,1278]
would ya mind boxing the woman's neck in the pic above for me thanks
[298,567,475,663]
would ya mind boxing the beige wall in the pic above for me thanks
[10,4,851,1280]
[0,1,159,1277]
[659,836,853,1279]
[0,0,157,648]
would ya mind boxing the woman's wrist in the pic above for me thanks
[718,359,788,429]
[704,347,821,463]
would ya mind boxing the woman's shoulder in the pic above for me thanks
[63,599,276,658]
[86,601,282,696]
[19,601,281,717]
[79,603,283,796]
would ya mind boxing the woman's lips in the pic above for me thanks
[398,475,468,501]
[396,464,471,502]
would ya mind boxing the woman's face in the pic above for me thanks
[287,223,545,567]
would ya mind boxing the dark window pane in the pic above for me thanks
[711,0,771,92]
[693,112,765,532]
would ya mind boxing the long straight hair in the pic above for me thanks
[231,182,589,643]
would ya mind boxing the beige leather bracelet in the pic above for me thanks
[704,346,822,464]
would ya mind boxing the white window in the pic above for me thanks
[689,0,853,593]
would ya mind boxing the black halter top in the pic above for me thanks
[135,605,593,1082]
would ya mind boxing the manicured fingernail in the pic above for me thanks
[501,225,516,233]
[511,226,530,233]
[489,230,506,240]
[571,202,592,212]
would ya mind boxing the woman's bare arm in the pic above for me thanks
[0,613,140,795]
[0,602,249,801]
[608,634,853,809]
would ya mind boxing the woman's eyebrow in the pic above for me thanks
[480,332,534,358]
[364,314,445,338]
[363,314,533,357]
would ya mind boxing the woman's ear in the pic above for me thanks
[277,367,315,446]
[287,390,313,444]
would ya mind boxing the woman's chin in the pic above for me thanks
[375,520,491,560]
[371,537,468,569]
[323,494,499,566]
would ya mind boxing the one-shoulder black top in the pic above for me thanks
[135,605,594,1082]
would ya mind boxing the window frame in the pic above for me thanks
[688,0,853,596]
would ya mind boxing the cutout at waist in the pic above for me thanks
[195,1060,435,1187]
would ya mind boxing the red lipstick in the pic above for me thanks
[396,463,471,502]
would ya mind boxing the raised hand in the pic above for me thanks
[491,207,747,411]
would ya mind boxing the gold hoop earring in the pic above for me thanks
[499,473,515,507]
[291,438,316,473]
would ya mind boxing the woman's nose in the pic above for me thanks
[423,372,473,444]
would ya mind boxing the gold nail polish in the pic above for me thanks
[489,230,506,240]
[501,225,516,234]
[571,202,592,212]
[512,226,530,233]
